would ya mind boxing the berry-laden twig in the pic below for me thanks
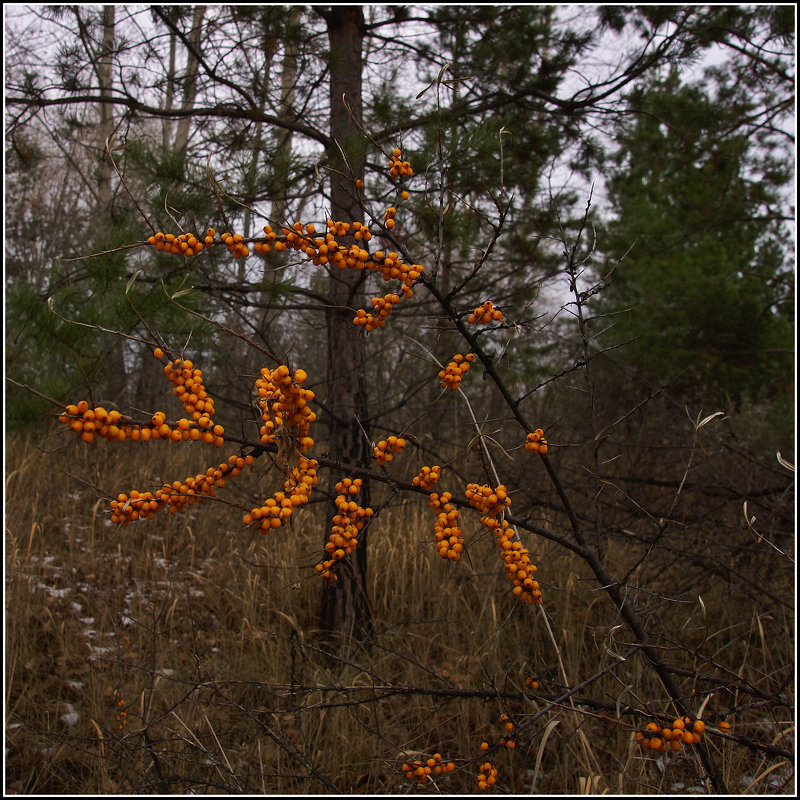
[468,300,503,325]
[316,478,374,585]
[438,353,476,390]
[634,716,707,754]
[400,752,456,784]
[373,435,405,465]
[427,490,464,561]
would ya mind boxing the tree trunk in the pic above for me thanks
[257,5,301,357]
[94,5,128,403]
[161,26,177,152]
[96,5,115,213]
[319,6,372,647]
[173,6,206,155]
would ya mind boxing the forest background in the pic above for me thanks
[5,4,795,795]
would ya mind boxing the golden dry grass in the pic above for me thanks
[5,428,794,794]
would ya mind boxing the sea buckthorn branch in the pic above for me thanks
[468,300,504,325]
[635,716,708,754]
[412,464,441,492]
[254,365,316,455]
[524,428,548,455]
[242,456,318,534]
[465,484,542,604]
[59,353,324,541]
[427,491,464,561]
[438,352,476,389]
[316,478,374,585]
[417,272,588,544]
[476,761,498,791]
[413,334,546,597]
[113,688,128,731]
[373,435,405,465]
[400,752,456,784]
[110,453,254,525]
[369,182,730,792]
[222,434,582,555]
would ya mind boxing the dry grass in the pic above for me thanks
[5,427,794,794]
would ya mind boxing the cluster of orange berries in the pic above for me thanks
[257,218,423,332]
[468,300,503,325]
[368,251,422,289]
[635,718,707,753]
[388,147,413,179]
[60,402,131,443]
[439,353,476,390]
[428,491,464,561]
[147,228,212,257]
[488,517,542,604]
[466,485,542,604]
[524,428,548,454]
[525,677,540,691]
[253,224,278,255]
[316,478,373,584]
[243,456,318,533]
[465,483,511,517]
[374,435,405,465]
[149,411,225,446]
[480,713,518,755]
[353,256,423,330]
[498,713,516,749]
[354,292,401,332]
[59,402,225,447]
[282,221,373,266]
[220,231,250,259]
[255,365,316,453]
[477,761,498,791]
[114,690,127,731]
[161,353,217,424]
[110,454,253,525]
[401,753,456,784]
[383,205,397,229]
[412,465,442,491]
